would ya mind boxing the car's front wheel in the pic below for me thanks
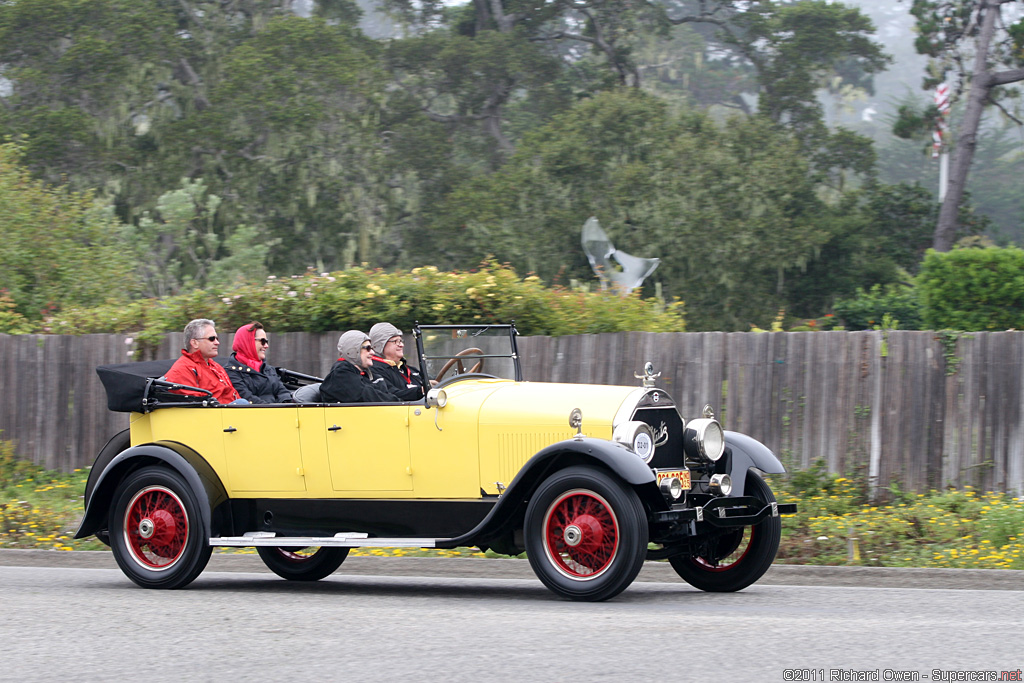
[525,466,648,601]
[108,466,212,589]
[256,546,349,581]
[669,471,781,592]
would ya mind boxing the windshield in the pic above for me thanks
[415,324,521,382]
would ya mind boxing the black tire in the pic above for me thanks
[256,546,349,581]
[669,471,781,592]
[108,466,212,589]
[524,466,648,602]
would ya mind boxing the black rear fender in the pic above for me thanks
[74,442,229,541]
[83,429,131,507]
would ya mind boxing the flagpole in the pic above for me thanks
[934,82,950,202]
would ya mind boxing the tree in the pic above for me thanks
[0,0,179,188]
[0,143,136,318]
[375,1,888,146]
[906,0,1024,251]
[426,90,834,330]
[0,2,380,275]
[179,15,394,272]
[123,178,274,297]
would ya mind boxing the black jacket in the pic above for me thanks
[320,359,397,403]
[371,357,425,401]
[224,353,293,404]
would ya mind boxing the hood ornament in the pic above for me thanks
[634,361,661,388]
[569,408,584,440]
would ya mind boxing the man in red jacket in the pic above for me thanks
[163,318,242,404]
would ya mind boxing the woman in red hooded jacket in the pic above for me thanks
[224,321,293,403]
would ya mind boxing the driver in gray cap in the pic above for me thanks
[368,322,425,401]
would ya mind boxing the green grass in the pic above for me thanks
[3,441,1022,569]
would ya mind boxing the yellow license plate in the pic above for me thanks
[656,469,691,490]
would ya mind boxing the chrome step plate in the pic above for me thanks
[209,531,439,548]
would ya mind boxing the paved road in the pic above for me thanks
[1,551,1022,682]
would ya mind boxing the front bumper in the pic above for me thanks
[651,496,798,528]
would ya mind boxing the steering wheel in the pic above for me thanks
[435,348,485,382]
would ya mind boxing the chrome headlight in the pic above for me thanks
[683,418,725,462]
[660,476,685,501]
[425,388,447,408]
[612,421,655,462]
[708,473,732,496]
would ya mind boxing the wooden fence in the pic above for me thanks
[1,330,1022,494]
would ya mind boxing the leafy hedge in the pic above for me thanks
[41,262,684,345]
[832,283,921,331]
[917,247,1024,331]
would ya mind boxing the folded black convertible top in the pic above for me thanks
[96,359,188,413]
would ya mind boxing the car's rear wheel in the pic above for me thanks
[525,466,647,601]
[108,466,212,589]
[669,471,781,592]
[256,546,349,581]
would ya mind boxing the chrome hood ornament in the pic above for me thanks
[634,361,661,388]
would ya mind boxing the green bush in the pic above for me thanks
[917,247,1024,331]
[0,291,33,334]
[832,283,921,331]
[40,261,685,345]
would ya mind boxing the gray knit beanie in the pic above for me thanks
[369,322,403,356]
[337,330,371,369]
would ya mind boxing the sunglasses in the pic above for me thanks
[204,335,219,342]
[256,338,269,346]
[360,344,373,351]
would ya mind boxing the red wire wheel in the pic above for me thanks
[109,466,211,589]
[542,489,621,580]
[123,485,189,570]
[525,466,648,601]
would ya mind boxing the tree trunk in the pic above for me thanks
[932,0,1000,252]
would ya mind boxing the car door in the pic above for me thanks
[323,404,412,492]
[221,406,306,493]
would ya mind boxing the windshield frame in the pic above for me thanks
[413,323,523,385]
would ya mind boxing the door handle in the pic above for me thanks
[223,426,237,433]
[327,424,342,432]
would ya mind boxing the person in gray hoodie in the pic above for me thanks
[368,322,425,401]
[319,330,397,403]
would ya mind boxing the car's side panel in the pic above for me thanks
[295,405,331,497]
[221,406,306,493]
[475,382,631,495]
[408,400,484,498]
[133,408,228,482]
[324,404,413,492]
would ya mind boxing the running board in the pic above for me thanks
[209,531,439,548]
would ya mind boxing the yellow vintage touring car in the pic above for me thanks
[78,323,795,601]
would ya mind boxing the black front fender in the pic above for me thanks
[74,441,229,541]
[438,437,660,549]
[723,431,785,497]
